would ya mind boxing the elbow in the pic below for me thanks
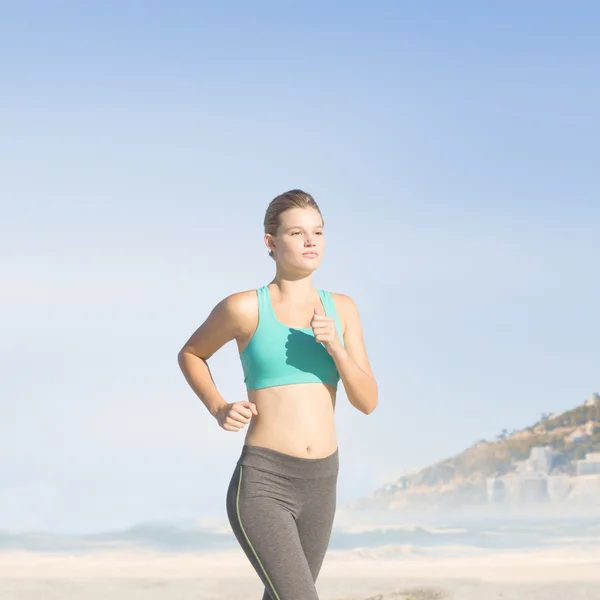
[364,382,378,415]
[177,347,191,369]
[364,400,378,415]
[178,347,208,369]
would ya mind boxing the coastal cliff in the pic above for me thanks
[349,393,600,510]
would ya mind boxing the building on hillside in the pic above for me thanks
[575,452,600,476]
[584,392,600,406]
[487,446,600,505]
[487,445,555,505]
[513,445,554,475]
[528,446,554,474]
[567,421,595,443]
[547,474,573,502]
[567,473,600,503]
[486,477,506,504]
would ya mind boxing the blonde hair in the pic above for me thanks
[264,189,323,260]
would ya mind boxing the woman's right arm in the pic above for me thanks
[177,293,256,428]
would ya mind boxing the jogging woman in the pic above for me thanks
[177,189,378,600]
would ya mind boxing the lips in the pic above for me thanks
[303,252,319,257]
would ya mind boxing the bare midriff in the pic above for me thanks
[244,382,338,459]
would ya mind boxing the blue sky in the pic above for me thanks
[1,1,599,533]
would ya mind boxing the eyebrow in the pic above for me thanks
[284,225,324,231]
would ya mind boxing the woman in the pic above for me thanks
[177,189,378,600]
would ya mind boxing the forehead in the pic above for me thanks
[279,207,323,228]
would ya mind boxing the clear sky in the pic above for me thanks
[1,1,599,533]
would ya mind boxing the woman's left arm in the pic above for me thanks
[318,294,378,415]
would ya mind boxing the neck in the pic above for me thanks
[269,273,315,303]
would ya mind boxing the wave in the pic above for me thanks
[1,515,599,554]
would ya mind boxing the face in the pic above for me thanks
[266,207,325,270]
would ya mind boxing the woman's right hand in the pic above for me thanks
[215,401,258,431]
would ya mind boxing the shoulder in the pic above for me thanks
[179,289,259,359]
[216,288,259,335]
[329,291,359,313]
[328,292,362,333]
[220,288,258,310]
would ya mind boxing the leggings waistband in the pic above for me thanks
[237,444,339,479]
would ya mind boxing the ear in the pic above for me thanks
[264,233,275,254]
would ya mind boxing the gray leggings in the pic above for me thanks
[226,443,339,600]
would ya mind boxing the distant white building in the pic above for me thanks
[547,474,573,502]
[529,446,554,474]
[486,477,507,504]
[488,448,600,505]
[487,445,556,505]
[567,421,595,443]
[576,453,600,476]
[584,392,600,406]
[514,445,554,475]
[567,474,600,503]
[487,472,551,505]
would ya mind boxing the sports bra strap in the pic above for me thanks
[319,290,344,341]
[257,285,272,320]
[318,289,333,314]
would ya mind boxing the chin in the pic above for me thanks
[300,257,322,267]
[296,262,320,274]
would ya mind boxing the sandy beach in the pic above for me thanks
[1,545,599,600]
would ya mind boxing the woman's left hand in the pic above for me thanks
[311,307,344,357]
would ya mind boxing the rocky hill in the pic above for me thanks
[349,392,600,510]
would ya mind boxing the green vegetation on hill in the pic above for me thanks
[536,400,600,430]
[403,394,600,488]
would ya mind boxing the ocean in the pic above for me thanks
[2,507,600,558]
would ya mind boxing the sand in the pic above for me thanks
[1,545,599,599]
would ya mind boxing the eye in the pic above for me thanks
[291,231,302,235]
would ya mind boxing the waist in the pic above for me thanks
[237,443,339,479]
[245,384,336,452]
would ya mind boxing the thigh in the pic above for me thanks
[226,463,320,600]
[295,473,338,581]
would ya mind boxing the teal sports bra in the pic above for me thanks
[239,285,345,391]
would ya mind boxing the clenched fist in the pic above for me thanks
[215,401,258,432]
[310,306,343,356]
